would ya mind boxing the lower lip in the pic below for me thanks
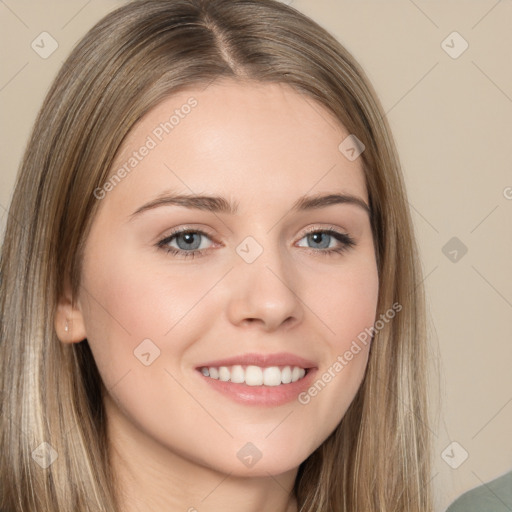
[196,368,318,406]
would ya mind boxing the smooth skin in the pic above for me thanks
[55,79,379,512]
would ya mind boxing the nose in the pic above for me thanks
[225,242,304,332]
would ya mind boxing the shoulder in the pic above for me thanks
[446,470,512,512]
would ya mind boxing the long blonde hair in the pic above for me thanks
[0,0,433,510]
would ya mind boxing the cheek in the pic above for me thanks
[297,257,379,432]
[76,226,380,475]
[78,240,223,383]
[312,256,379,349]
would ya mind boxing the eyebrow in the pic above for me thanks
[128,190,371,220]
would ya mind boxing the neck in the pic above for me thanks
[105,395,299,512]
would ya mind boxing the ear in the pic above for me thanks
[54,277,88,344]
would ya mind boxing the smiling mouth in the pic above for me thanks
[198,364,310,386]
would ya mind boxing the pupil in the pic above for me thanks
[309,232,329,249]
[177,232,200,250]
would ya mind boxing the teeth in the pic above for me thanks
[245,366,263,386]
[263,367,281,386]
[230,365,244,383]
[201,365,307,386]
[281,366,292,384]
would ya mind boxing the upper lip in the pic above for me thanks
[196,352,317,369]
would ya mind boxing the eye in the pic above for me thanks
[156,226,356,260]
[157,228,214,259]
[296,227,356,256]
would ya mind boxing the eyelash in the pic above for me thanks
[156,226,356,260]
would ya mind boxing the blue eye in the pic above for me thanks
[156,227,356,260]
[157,229,213,259]
[297,229,356,255]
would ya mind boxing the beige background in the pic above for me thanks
[1,1,511,510]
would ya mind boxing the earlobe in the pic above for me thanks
[54,282,87,344]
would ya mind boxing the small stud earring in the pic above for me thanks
[64,321,69,332]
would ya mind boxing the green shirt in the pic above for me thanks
[446,470,512,512]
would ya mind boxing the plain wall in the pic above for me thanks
[1,1,511,511]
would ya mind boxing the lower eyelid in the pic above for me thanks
[299,229,355,245]
[156,229,203,250]
[157,228,355,254]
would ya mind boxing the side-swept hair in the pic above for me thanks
[0,1,432,510]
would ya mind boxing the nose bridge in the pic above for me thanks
[225,231,303,330]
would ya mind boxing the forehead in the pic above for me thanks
[106,79,368,211]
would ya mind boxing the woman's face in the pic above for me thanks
[66,80,379,477]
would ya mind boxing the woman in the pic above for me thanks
[0,0,433,510]
[446,470,512,512]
